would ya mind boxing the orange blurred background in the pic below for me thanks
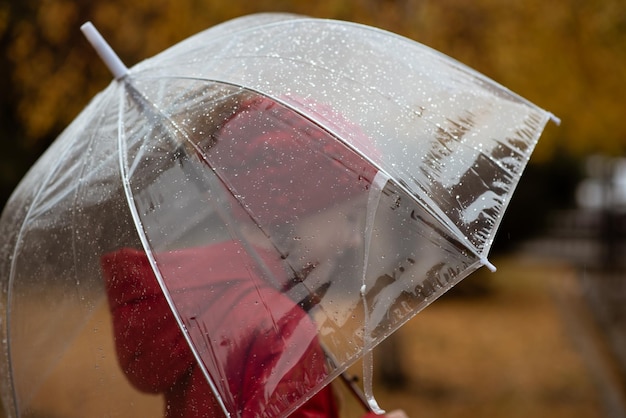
[2,1,626,417]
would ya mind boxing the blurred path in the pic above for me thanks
[364,254,625,418]
[523,224,626,417]
[546,259,626,418]
[580,270,626,383]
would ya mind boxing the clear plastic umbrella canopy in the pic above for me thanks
[0,13,557,418]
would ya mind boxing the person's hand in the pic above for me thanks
[363,409,408,418]
[384,410,408,418]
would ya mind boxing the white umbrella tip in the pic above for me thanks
[481,257,497,273]
[549,113,561,126]
[81,21,129,80]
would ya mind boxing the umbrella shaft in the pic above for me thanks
[340,372,373,412]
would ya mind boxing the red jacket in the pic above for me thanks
[101,241,339,418]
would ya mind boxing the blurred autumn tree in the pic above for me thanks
[1,0,625,243]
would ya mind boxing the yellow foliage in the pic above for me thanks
[37,0,78,46]
[4,0,626,161]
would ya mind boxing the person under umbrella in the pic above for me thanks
[101,92,408,418]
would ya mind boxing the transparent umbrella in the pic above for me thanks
[0,13,557,418]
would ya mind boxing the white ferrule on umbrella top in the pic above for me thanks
[81,22,129,80]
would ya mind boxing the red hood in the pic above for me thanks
[100,240,338,418]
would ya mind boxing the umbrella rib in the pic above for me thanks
[131,71,513,263]
[134,69,532,257]
[114,81,238,417]
[117,78,307,413]
[2,83,121,416]
[359,171,390,414]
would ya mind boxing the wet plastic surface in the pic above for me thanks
[0,14,553,418]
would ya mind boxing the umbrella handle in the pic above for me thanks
[339,371,374,413]
[287,279,374,413]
